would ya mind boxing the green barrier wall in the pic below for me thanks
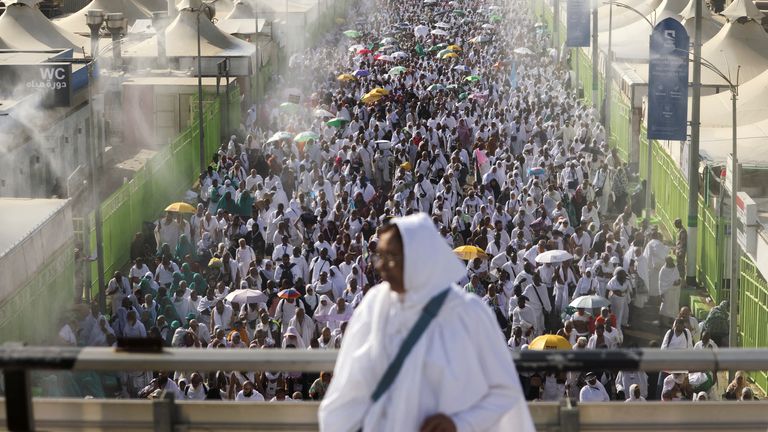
[89,96,223,297]
[739,256,768,393]
[0,242,74,344]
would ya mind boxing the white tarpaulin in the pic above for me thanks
[55,0,152,34]
[699,68,768,127]
[0,1,88,53]
[698,19,768,86]
[595,0,662,32]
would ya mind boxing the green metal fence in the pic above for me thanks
[609,89,632,161]
[697,201,725,302]
[739,256,768,392]
[650,141,689,236]
[89,96,223,296]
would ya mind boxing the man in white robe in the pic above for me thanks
[642,231,669,299]
[606,268,631,328]
[319,213,534,432]
[658,257,682,325]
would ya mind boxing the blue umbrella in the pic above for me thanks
[354,69,370,77]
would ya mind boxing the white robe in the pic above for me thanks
[658,266,681,319]
[643,239,669,297]
[319,213,534,432]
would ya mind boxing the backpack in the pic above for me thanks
[279,263,296,285]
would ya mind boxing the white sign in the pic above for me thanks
[736,191,758,255]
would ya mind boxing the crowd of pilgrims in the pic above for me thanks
[57,0,743,403]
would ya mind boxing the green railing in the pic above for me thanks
[89,96,223,296]
[697,201,725,302]
[650,141,689,236]
[609,89,632,160]
[739,256,768,393]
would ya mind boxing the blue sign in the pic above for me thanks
[647,18,690,141]
[566,0,590,47]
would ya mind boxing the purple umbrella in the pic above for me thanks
[354,69,370,77]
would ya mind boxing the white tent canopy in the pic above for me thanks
[699,120,768,165]
[599,0,688,61]
[596,0,663,32]
[680,0,723,43]
[0,1,88,53]
[133,0,168,12]
[125,7,255,59]
[699,69,768,127]
[698,19,768,86]
[56,0,152,34]
[224,0,253,19]
[721,0,764,21]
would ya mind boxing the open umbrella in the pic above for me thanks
[279,102,301,113]
[326,117,349,128]
[388,66,407,76]
[353,69,370,78]
[482,23,494,29]
[369,87,390,96]
[391,51,409,59]
[442,52,459,59]
[435,21,451,28]
[313,109,334,118]
[490,14,502,23]
[453,65,470,72]
[294,131,320,143]
[343,29,361,38]
[570,295,611,310]
[348,44,364,52]
[470,35,491,43]
[376,54,395,62]
[337,73,357,82]
[436,48,454,58]
[464,75,481,82]
[528,334,572,350]
[357,48,372,55]
[381,37,397,44]
[266,131,293,143]
[447,44,462,51]
[514,47,534,55]
[535,250,573,264]
[378,45,396,52]
[431,28,449,36]
[414,25,429,37]
[165,202,196,213]
[452,9,466,16]
[225,289,267,305]
[427,83,446,92]
[446,84,459,90]
[361,93,384,104]
[429,43,448,52]
[278,288,302,299]
[453,245,487,260]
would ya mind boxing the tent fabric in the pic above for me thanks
[125,9,255,57]
[699,68,768,127]
[681,15,723,45]
[698,20,768,86]
[56,0,152,34]
[223,0,252,19]
[0,2,88,52]
[699,120,768,165]
[599,0,688,61]
[721,0,764,21]
[596,0,663,32]
[132,0,168,11]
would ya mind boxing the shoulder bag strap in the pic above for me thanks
[370,288,452,403]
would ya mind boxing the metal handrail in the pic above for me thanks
[2,346,768,373]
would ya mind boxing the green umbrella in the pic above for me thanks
[294,131,320,142]
[429,43,448,52]
[388,66,407,76]
[436,48,454,58]
[458,92,468,101]
[453,9,466,16]
[464,75,481,82]
[343,30,362,38]
[279,102,301,113]
[446,84,459,90]
[427,83,445,92]
[326,118,349,128]
[490,14,502,23]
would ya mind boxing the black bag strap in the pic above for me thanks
[370,288,451,403]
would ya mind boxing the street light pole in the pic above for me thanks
[687,0,703,285]
[604,1,612,144]
[197,8,206,173]
[729,76,739,351]
[591,2,598,108]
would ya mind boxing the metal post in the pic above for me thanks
[4,370,34,431]
[728,83,739,351]
[87,60,107,314]
[591,3,598,108]
[197,10,206,173]
[225,62,230,133]
[604,2,612,145]
[686,0,703,285]
[553,0,560,53]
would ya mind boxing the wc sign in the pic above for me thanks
[22,63,72,107]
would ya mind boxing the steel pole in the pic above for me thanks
[686,0,703,285]
[604,2,612,144]
[591,3,598,108]
[87,61,107,313]
[197,11,206,173]
[728,87,738,350]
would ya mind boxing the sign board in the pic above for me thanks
[647,18,689,141]
[566,0,590,47]
[0,63,73,107]
[736,191,758,255]
[724,154,741,193]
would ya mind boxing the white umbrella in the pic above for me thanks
[380,37,397,44]
[313,109,334,118]
[391,51,409,59]
[514,47,534,55]
[375,140,392,150]
[436,21,451,28]
[535,250,573,264]
[414,25,430,37]
[348,44,364,52]
[482,23,494,29]
[376,55,395,62]
[225,289,268,305]
[570,295,611,309]
[431,29,449,36]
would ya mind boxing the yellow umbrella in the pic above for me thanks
[361,93,384,104]
[165,202,196,213]
[370,87,390,96]
[453,245,487,260]
[442,52,459,59]
[528,334,572,350]
[337,73,357,82]
[400,161,412,171]
[448,44,462,51]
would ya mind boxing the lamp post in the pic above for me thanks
[85,9,105,307]
[602,1,654,223]
[196,6,206,173]
[686,0,704,285]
